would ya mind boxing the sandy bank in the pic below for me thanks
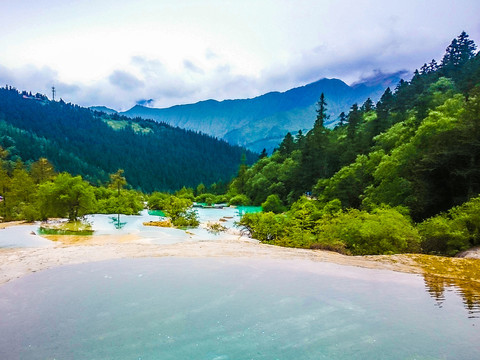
[0,221,32,229]
[0,238,428,286]
[1,223,479,287]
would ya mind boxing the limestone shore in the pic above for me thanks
[1,222,479,287]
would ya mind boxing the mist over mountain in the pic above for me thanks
[122,72,406,152]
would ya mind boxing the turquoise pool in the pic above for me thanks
[0,257,478,359]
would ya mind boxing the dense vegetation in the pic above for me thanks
[0,157,144,221]
[0,157,200,227]
[0,90,257,192]
[3,32,480,257]
[235,32,480,256]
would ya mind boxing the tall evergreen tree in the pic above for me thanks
[441,31,476,70]
[278,132,294,156]
[347,103,361,140]
[338,112,347,127]
[314,93,329,130]
[361,98,374,112]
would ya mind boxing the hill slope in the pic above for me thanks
[0,88,257,192]
[122,73,404,152]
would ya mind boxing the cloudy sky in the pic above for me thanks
[1,0,479,110]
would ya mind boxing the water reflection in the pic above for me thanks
[423,273,480,318]
[109,214,127,230]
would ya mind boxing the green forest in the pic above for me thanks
[232,32,480,256]
[0,89,257,192]
[0,159,205,227]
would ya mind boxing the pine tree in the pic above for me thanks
[314,93,329,130]
[347,103,361,139]
[259,148,268,159]
[361,98,374,112]
[441,31,476,69]
[338,112,346,127]
[278,132,294,155]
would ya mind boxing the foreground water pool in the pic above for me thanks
[0,258,478,359]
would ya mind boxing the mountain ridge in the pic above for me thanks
[121,73,404,152]
[0,87,258,192]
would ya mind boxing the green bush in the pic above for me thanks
[96,189,143,215]
[418,195,480,256]
[315,207,421,255]
[239,212,286,242]
[164,196,199,227]
[418,216,468,256]
[20,203,40,222]
[194,193,227,205]
[228,194,251,206]
[261,194,286,213]
[147,192,171,210]
[174,187,195,201]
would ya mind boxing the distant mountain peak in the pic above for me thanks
[89,105,118,114]
[121,72,405,153]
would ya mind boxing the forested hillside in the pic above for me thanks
[234,32,480,256]
[0,90,257,192]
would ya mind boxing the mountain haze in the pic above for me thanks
[122,73,405,152]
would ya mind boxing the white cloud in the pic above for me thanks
[109,70,144,90]
[0,0,479,110]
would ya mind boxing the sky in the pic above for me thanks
[1,0,479,111]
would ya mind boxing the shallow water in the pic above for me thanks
[0,225,54,248]
[0,257,478,359]
[0,207,257,248]
[83,207,256,243]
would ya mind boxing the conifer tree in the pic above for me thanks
[361,98,374,112]
[314,93,329,130]
[337,112,346,127]
[278,132,294,155]
[441,31,476,69]
[347,103,361,139]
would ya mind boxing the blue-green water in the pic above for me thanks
[82,207,259,243]
[0,258,478,359]
[0,207,261,249]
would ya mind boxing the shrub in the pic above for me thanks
[261,194,286,213]
[147,192,170,210]
[163,196,199,227]
[239,212,285,242]
[418,195,480,256]
[418,216,468,256]
[228,194,251,206]
[315,207,421,255]
[195,193,227,205]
